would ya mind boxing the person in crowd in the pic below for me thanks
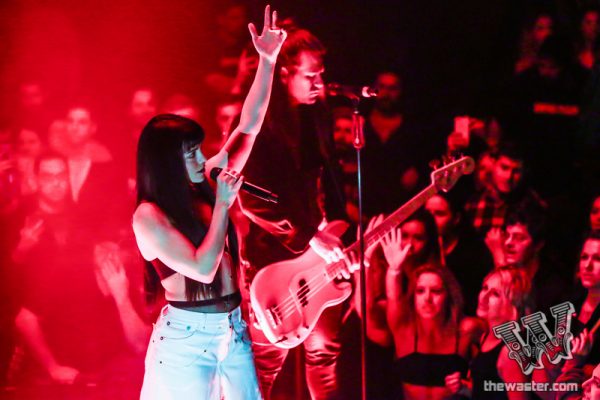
[464,141,546,237]
[204,1,254,98]
[332,106,359,223]
[12,152,148,398]
[113,87,159,199]
[382,209,444,295]
[391,265,481,400]
[506,34,588,199]
[48,104,129,232]
[425,193,493,315]
[202,96,243,157]
[514,12,554,74]
[569,232,600,369]
[132,7,285,398]
[13,127,44,197]
[237,20,349,400]
[554,233,600,400]
[590,194,600,232]
[367,222,481,400]
[0,126,20,215]
[485,207,568,312]
[575,7,600,70]
[362,70,423,217]
[11,81,55,136]
[553,329,595,400]
[161,93,202,123]
[448,267,533,399]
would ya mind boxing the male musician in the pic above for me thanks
[238,22,347,400]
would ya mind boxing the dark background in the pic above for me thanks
[0,0,586,137]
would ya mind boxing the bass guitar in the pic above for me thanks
[250,156,475,348]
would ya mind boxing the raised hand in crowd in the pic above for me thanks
[382,226,411,273]
[485,227,506,267]
[93,241,149,354]
[12,215,45,263]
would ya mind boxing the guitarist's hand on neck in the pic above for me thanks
[309,230,350,279]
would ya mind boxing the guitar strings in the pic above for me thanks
[270,224,407,321]
[260,164,468,326]
[269,258,341,316]
[272,257,350,320]
[270,228,393,320]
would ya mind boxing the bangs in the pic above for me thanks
[182,136,202,153]
[180,119,204,153]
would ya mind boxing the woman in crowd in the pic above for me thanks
[449,267,532,400]
[383,227,480,399]
[132,6,286,399]
[574,7,600,70]
[357,216,480,399]
[570,232,600,367]
[515,11,555,73]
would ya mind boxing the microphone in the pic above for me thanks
[209,168,279,204]
[326,83,378,99]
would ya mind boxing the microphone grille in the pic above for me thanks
[209,167,222,181]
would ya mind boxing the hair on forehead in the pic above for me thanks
[35,151,68,173]
[278,20,326,69]
[485,267,532,317]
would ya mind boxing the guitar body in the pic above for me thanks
[249,220,351,349]
[249,156,474,349]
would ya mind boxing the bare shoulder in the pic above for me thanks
[133,202,165,229]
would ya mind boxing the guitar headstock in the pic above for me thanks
[429,155,475,192]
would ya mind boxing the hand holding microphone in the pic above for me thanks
[210,167,279,204]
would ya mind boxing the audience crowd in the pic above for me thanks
[1,1,600,399]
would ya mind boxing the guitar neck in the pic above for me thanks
[347,184,438,254]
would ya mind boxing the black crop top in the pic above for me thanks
[394,327,469,388]
[471,342,507,400]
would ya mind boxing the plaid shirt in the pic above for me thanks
[465,186,546,235]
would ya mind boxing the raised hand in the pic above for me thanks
[248,5,287,63]
[485,227,506,267]
[571,328,594,360]
[381,228,411,272]
[18,216,45,250]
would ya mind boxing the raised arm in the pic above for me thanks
[383,228,411,332]
[207,5,287,174]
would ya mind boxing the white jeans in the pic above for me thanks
[140,305,262,400]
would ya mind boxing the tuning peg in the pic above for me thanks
[429,159,441,170]
[441,155,451,165]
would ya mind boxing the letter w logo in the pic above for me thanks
[492,302,575,375]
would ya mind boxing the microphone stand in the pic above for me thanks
[350,95,368,400]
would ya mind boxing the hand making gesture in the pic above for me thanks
[248,5,287,63]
